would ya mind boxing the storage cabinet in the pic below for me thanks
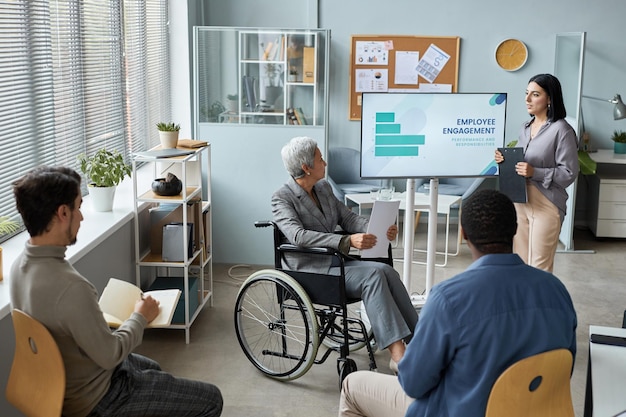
[194,27,328,127]
[132,145,212,343]
[588,174,626,238]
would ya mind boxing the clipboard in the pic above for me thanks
[497,147,527,203]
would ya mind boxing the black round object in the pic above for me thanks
[151,173,182,196]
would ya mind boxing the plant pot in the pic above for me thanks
[614,142,626,154]
[159,131,179,149]
[226,99,238,113]
[89,185,116,212]
[265,86,283,108]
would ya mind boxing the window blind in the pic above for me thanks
[0,0,170,242]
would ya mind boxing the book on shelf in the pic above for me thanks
[99,278,181,328]
[287,107,299,125]
[294,107,308,125]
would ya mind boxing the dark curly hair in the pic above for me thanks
[13,166,82,237]
[461,189,517,253]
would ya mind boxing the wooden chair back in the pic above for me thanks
[485,348,574,417]
[6,309,65,417]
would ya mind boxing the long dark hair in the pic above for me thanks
[528,73,567,121]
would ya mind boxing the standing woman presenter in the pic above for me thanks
[495,73,579,272]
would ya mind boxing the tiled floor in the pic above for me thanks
[136,225,626,417]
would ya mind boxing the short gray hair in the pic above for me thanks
[281,136,318,179]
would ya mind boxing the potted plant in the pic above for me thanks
[288,66,298,82]
[611,130,626,154]
[0,216,20,280]
[226,94,238,113]
[156,122,181,149]
[77,148,132,212]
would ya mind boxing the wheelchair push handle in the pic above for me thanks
[254,220,274,228]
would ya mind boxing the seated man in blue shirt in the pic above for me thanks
[339,189,577,417]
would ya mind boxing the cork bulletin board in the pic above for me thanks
[349,35,460,120]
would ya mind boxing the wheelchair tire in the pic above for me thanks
[234,269,319,381]
[321,301,375,352]
[338,358,358,390]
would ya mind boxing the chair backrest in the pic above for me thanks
[485,348,574,417]
[6,309,65,417]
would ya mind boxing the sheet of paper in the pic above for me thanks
[418,83,452,93]
[361,199,400,258]
[355,69,389,92]
[394,51,419,85]
[355,41,390,65]
[416,43,450,83]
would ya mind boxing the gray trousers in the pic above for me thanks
[87,353,223,417]
[331,260,418,350]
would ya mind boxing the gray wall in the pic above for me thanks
[204,0,626,152]
[197,0,626,263]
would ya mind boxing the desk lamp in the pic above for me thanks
[582,94,626,120]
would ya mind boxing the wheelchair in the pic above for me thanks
[234,221,393,386]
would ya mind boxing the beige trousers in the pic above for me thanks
[339,371,414,417]
[513,184,561,273]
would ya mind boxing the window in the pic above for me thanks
[0,0,170,242]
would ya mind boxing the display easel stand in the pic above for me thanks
[401,178,439,309]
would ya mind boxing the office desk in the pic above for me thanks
[344,192,462,267]
[584,325,626,417]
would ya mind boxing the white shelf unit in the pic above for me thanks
[132,145,212,344]
[237,30,319,125]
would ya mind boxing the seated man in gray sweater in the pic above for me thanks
[10,166,222,417]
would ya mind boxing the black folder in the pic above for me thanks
[497,147,527,203]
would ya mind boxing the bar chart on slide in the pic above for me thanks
[373,112,424,156]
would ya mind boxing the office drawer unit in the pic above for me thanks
[588,174,626,238]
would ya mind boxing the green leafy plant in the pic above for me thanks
[156,122,181,132]
[77,148,132,188]
[226,94,238,101]
[0,216,20,236]
[200,101,226,122]
[611,130,626,143]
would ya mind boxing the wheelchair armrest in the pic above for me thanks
[255,220,273,228]
[278,243,340,257]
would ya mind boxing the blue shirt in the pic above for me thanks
[398,253,577,417]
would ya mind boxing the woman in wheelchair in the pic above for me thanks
[272,136,418,368]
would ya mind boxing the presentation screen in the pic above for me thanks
[360,92,507,179]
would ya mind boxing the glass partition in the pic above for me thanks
[194,27,328,126]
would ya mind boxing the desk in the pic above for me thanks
[584,325,626,417]
[588,149,626,238]
[345,192,462,267]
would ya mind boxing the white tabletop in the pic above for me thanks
[589,149,626,164]
[345,192,461,214]
[588,325,626,417]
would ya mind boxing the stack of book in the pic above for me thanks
[286,107,307,125]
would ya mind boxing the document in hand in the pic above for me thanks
[361,199,401,258]
[99,278,181,328]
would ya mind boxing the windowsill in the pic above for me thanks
[0,165,155,320]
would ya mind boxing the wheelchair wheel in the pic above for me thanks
[338,358,358,389]
[234,269,319,381]
[321,301,374,352]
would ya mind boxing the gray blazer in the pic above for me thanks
[271,177,368,273]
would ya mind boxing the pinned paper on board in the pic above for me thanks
[416,43,450,83]
[355,69,389,92]
[355,41,389,65]
[395,51,420,85]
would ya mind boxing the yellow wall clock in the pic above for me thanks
[495,39,528,71]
